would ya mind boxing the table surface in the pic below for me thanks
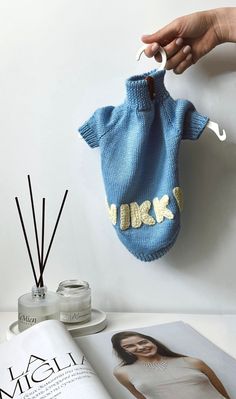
[1,312,236,358]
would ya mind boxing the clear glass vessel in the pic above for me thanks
[18,286,60,332]
[56,279,91,324]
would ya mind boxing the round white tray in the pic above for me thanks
[7,308,107,340]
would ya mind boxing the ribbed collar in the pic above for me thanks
[125,69,169,110]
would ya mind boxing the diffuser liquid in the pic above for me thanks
[18,286,60,332]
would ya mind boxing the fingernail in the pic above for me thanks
[151,43,160,52]
[141,34,150,40]
[174,66,182,74]
[183,45,191,54]
[176,38,183,46]
[186,53,192,61]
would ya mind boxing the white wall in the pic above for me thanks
[0,0,236,313]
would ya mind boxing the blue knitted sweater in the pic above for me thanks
[79,69,208,261]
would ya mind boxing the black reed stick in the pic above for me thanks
[15,197,38,286]
[40,198,45,287]
[27,175,41,274]
[37,190,68,286]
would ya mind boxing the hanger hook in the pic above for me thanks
[206,120,227,141]
[136,45,167,71]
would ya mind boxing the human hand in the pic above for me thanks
[141,9,227,74]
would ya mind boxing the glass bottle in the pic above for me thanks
[18,286,60,332]
[56,279,91,324]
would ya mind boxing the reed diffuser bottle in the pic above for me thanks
[18,286,59,332]
[15,176,68,332]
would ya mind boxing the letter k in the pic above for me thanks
[153,195,174,223]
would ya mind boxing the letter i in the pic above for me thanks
[120,204,130,230]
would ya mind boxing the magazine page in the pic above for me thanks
[76,321,236,399]
[0,320,112,399]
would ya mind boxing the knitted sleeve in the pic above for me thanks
[169,98,209,140]
[78,105,119,148]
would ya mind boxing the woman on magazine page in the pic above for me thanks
[111,331,230,399]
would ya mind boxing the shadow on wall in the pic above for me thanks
[199,50,236,77]
[167,131,236,270]
[166,49,236,271]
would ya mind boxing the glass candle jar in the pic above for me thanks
[18,286,60,332]
[56,279,91,324]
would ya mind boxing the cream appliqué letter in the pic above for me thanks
[107,187,183,230]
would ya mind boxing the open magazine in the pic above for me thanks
[0,319,235,399]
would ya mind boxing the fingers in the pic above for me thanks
[143,42,161,58]
[165,37,184,59]
[173,53,193,74]
[141,19,181,46]
[164,44,191,70]
[144,37,183,59]
[156,38,185,61]
[142,37,193,74]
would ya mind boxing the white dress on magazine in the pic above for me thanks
[121,357,225,399]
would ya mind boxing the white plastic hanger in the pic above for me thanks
[136,45,226,142]
[136,45,167,70]
[205,120,226,141]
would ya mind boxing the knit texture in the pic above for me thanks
[79,69,208,261]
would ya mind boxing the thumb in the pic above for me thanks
[141,20,180,46]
